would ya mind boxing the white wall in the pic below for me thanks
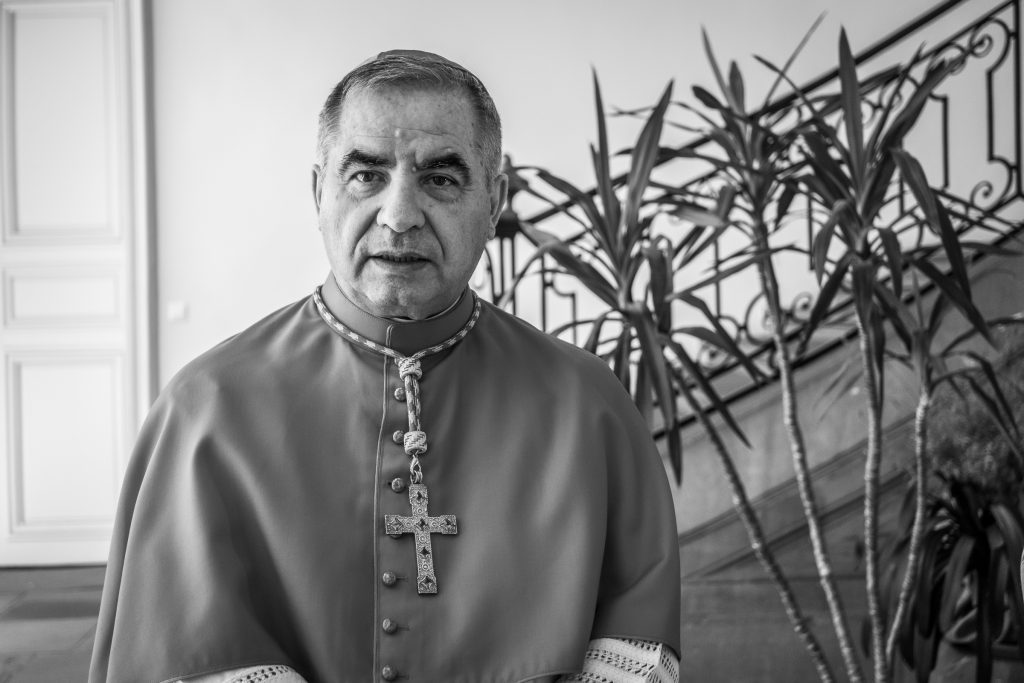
[152,0,951,382]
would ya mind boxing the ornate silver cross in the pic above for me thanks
[384,483,457,595]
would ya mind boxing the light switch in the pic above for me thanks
[166,300,188,322]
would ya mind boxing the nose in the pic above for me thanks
[377,177,424,233]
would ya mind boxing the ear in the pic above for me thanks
[312,164,324,213]
[487,172,509,240]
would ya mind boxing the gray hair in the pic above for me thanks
[315,50,503,179]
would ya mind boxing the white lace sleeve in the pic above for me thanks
[176,664,307,682]
[556,638,680,683]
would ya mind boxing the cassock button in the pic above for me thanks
[392,430,404,445]
[381,570,397,586]
[382,617,399,634]
[390,477,406,493]
[394,387,406,402]
[381,665,398,681]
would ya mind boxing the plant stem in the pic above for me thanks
[675,372,837,683]
[855,309,889,683]
[757,242,864,683]
[883,387,930,665]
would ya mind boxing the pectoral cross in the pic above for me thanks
[384,483,457,595]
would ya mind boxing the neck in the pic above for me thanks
[318,274,475,356]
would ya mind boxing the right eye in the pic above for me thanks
[352,170,379,183]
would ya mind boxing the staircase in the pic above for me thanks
[671,250,1023,680]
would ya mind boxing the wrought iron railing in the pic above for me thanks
[473,0,1023,412]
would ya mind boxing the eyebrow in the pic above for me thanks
[417,153,470,174]
[336,149,392,176]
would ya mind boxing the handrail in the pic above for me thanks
[519,0,1006,228]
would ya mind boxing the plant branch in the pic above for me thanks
[884,387,930,665]
[856,307,889,683]
[756,229,864,683]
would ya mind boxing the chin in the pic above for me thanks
[363,293,432,320]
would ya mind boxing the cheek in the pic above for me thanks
[323,201,371,246]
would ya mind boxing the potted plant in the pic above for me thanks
[500,73,839,679]
[883,324,1024,682]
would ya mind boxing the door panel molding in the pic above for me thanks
[0,0,151,566]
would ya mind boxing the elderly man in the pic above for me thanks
[90,50,680,682]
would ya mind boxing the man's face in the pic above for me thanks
[313,85,507,320]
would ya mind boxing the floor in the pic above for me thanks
[0,565,869,683]
[0,565,854,683]
[0,565,103,683]
[1,566,1013,682]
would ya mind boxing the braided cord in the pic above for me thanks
[312,287,481,483]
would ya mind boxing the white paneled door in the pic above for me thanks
[0,0,152,565]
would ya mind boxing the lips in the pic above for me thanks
[371,252,429,265]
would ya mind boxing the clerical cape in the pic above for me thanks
[89,276,681,683]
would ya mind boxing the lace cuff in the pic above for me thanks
[177,664,306,683]
[557,637,680,683]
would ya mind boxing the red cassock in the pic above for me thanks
[89,275,680,683]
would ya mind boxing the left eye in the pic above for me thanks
[426,175,455,187]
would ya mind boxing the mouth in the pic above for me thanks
[370,252,430,265]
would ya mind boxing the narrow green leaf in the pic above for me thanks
[838,29,865,187]
[774,183,797,230]
[592,71,621,244]
[992,503,1024,591]
[672,253,761,293]
[892,150,971,299]
[613,328,632,388]
[583,311,614,354]
[912,629,938,682]
[633,315,682,481]
[916,529,949,637]
[811,200,849,282]
[860,153,897,223]
[976,533,994,683]
[665,201,727,228]
[873,283,913,353]
[533,168,615,260]
[819,351,862,413]
[635,353,653,426]
[728,61,745,114]
[753,54,835,141]
[692,85,725,111]
[911,257,991,345]
[760,12,825,106]
[518,222,619,308]
[926,291,953,345]
[863,44,924,154]
[623,82,673,248]
[672,224,706,261]
[993,503,1024,663]
[938,534,974,631]
[879,58,957,152]
[702,28,739,111]
[851,260,876,322]
[800,131,853,204]
[802,252,852,348]
[876,227,904,298]
[670,291,762,383]
[644,246,673,333]
[667,337,751,448]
